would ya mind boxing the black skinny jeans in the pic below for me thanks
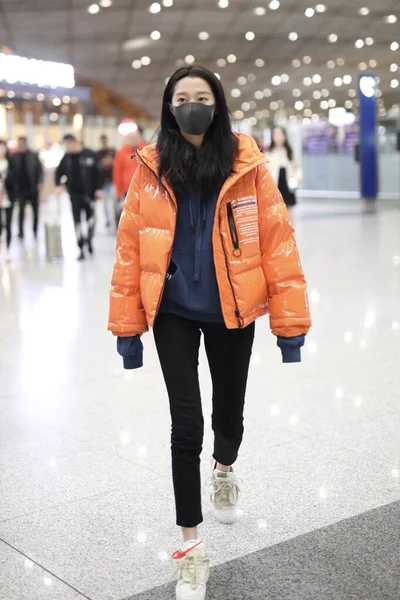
[70,195,96,249]
[19,193,39,237]
[0,205,14,248]
[153,314,255,528]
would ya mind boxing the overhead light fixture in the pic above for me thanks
[234,110,244,120]
[132,60,141,69]
[149,2,161,13]
[150,30,161,40]
[270,101,279,110]
[99,0,112,6]
[312,74,322,83]
[321,88,329,97]
[369,59,378,68]
[227,54,236,63]
[254,90,264,100]
[231,88,241,98]
[255,58,265,67]
[238,76,247,85]
[263,88,272,97]
[245,31,255,41]
[241,102,251,111]
[254,6,266,15]
[163,0,173,5]
[385,15,397,23]
[218,0,229,7]
[348,89,357,97]
[359,62,368,70]
[292,59,301,68]
[355,39,364,48]
[391,42,399,51]
[289,32,298,41]
[198,31,210,40]
[52,97,61,106]
[365,37,374,45]
[88,3,100,14]
[313,90,321,99]
[359,7,370,15]
[293,89,302,97]
[281,73,289,83]
[320,100,329,110]
[343,75,352,84]
[271,75,281,85]
[328,98,336,108]
[390,63,398,72]
[345,100,353,109]
[391,79,399,88]
[248,73,256,82]
[303,55,312,64]
[141,56,151,66]
[185,54,195,64]
[217,58,226,67]
[315,4,326,12]
[303,77,312,86]
[305,7,315,17]
[328,34,338,43]
[334,77,343,86]
[269,0,280,9]
[327,60,335,69]
[295,100,304,110]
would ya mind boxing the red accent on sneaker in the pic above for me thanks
[172,540,203,560]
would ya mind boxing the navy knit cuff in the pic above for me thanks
[277,335,305,364]
[117,336,143,370]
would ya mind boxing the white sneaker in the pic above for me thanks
[172,540,210,600]
[210,459,241,524]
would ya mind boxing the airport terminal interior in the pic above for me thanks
[0,1,400,599]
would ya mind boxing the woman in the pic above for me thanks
[108,66,311,600]
[267,126,302,209]
[0,140,16,261]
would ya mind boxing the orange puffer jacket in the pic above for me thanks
[108,133,311,338]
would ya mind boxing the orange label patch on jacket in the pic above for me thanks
[230,195,259,246]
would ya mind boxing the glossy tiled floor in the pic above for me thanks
[1,198,400,600]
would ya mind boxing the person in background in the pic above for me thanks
[112,123,145,224]
[96,134,115,228]
[108,65,311,600]
[55,134,103,261]
[266,126,302,210]
[11,136,43,240]
[0,140,16,261]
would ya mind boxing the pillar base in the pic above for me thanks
[362,197,377,214]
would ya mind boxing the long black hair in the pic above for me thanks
[0,139,10,161]
[157,65,238,196]
[269,126,294,161]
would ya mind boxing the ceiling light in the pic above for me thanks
[343,75,352,84]
[315,4,326,12]
[149,2,161,13]
[270,101,279,110]
[231,88,241,98]
[271,75,281,85]
[304,108,312,117]
[255,58,265,67]
[242,102,251,111]
[293,88,302,97]
[281,73,289,83]
[255,111,264,120]
[289,32,298,41]
[269,1,280,9]
[254,6,266,15]
[391,79,399,88]
[303,55,312,64]
[355,39,364,48]
[198,31,209,40]
[263,88,272,97]
[385,15,397,23]
[369,59,378,68]
[328,34,338,43]
[292,59,301,68]
[255,90,264,100]
[328,99,337,108]
[321,88,329,97]
[218,0,229,7]
[52,97,61,106]
[321,100,329,109]
[311,114,320,122]
[365,37,374,45]
[141,56,151,66]
[245,31,255,41]
[248,73,256,82]
[249,101,257,108]
[234,110,244,120]
[248,116,257,126]
[150,30,161,40]
[390,63,398,72]
[359,62,367,70]
[313,90,321,99]
[100,0,112,6]
[217,58,226,67]
[336,57,345,66]
[359,7,370,15]
[305,8,315,17]
[227,54,236,63]
[262,109,270,118]
[345,100,353,109]
[348,89,357,97]
[391,42,399,51]
[163,0,173,5]
[132,60,141,69]
[295,100,304,110]
[185,54,195,64]
[312,74,322,83]
[303,77,312,86]
[62,95,70,103]
[327,60,335,68]
[88,3,100,14]
[238,76,247,85]
[334,77,343,86]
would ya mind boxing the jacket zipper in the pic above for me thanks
[226,202,242,257]
[135,153,176,319]
[219,214,244,329]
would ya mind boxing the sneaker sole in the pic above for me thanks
[176,585,206,600]
[214,509,237,524]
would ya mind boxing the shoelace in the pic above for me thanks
[169,553,211,589]
[210,477,241,510]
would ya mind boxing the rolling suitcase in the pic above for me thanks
[45,194,63,261]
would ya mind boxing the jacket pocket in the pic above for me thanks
[227,202,242,257]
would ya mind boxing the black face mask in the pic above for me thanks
[172,102,215,136]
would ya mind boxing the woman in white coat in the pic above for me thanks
[266,126,302,208]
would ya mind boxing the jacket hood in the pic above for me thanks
[137,133,267,174]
